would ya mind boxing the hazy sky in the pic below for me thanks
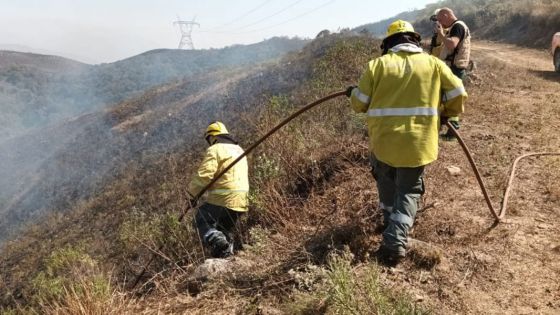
[0,0,435,64]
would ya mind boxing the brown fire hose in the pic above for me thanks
[446,121,560,223]
[130,90,347,289]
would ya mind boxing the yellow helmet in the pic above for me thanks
[205,121,229,138]
[385,20,420,40]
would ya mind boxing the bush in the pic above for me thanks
[324,250,428,315]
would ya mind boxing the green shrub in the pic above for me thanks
[324,251,429,315]
[30,246,109,306]
[283,250,428,315]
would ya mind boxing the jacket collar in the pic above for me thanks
[390,43,423,53]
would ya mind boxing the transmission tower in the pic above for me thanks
[173,17,200,50]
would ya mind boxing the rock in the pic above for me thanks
[190,258,231,281]
[446,165,461,176]
[414,294,425,302]
[471,251,496,265]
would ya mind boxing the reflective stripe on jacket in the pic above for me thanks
[350,43,467,167]
[188,143,249,212]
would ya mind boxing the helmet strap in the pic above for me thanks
[206,135,216,145]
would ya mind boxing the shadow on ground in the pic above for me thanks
[529,69,560,82]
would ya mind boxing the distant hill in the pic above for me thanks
[0,37,308,141]
[0,50,88,72]
[0,44,94,63]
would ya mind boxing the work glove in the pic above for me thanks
[345,85,357,98]
[449,121,460,130]
[440,117,460,129]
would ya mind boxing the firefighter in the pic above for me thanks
[188,121,249,258]
[346,20,467,264]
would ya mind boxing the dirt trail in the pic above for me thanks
[400,40,560,314]
[472,41,553,71]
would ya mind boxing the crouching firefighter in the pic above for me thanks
[188,121,249,258]
[345,20,467,264]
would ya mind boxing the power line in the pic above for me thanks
[242,0,335,33]
[208,0,275,30]
[199,0,335,35]
[235,0,305,30]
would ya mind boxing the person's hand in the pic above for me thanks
[345,86,357,98]
[435,22,444,36]
[448,120,460,130]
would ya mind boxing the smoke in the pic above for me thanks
[0,37,307,244]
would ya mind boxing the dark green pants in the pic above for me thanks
[370,155,425,252]
[450,65,467,81]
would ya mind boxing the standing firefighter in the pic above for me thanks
[346,20,467,264]
[435,7,471,140]
[188,121,249,258]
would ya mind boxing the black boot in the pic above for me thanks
[206,230,233,258]
[376,245,406,266]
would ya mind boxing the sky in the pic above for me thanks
[0,0,436,64]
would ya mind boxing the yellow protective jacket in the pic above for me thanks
[188,142,249,212]
[350,43,467,168]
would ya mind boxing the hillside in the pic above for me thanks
[414,0,560,49]
[0,37,307,141]
[0,36,307,240]
[353,0,560,51]
[2,31,559,314]
[0,32,374,310]
[1,0,560,314]
[352,10,421,37]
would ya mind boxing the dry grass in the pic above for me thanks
[2,5,560,312]
[39,278,136,315]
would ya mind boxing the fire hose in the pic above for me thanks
[445,121,560,223]
[131,90,560,289]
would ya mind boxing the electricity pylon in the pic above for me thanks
[173,16,199,50]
